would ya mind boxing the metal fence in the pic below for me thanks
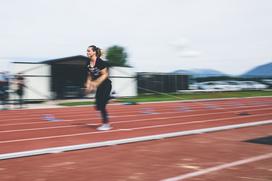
[137,73,189,94]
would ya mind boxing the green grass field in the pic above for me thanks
[58,90,272,106]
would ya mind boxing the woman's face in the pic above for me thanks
[87,47,96,58]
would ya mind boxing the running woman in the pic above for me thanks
[85,45,112,131]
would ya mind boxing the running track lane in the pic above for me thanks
[0,97,272,155]
[0,124,271,181]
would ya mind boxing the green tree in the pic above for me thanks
[106,45,129,67]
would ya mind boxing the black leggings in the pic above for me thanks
[95,81,112,124]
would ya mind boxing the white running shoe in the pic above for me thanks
[96,124,112,131]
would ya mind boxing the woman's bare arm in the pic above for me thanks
[91,68,109,87]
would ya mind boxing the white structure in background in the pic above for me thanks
[109,66,137,97]
[11,63,51,100]
[10,62,137,100]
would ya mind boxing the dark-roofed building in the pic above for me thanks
[43,55,89,99]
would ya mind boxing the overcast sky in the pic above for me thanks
[0,0,271,75]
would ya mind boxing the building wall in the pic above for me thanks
[109,67,137,97]
[11,63,51,100]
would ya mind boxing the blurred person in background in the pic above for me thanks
[85,45,112,131]
[14,73,25,109]
[0,72,10,110]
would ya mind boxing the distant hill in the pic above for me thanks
[242,62,272,78]
[173,69,227,78]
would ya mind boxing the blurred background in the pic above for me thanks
[0,0,272,105]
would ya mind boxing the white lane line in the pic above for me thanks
[0,105,197,121]
[0,128,121,144]
[0,124,98,133]
[0,97,271,119]
[1,103,272,126]
[1,105,272,130]
[0,125,83,133]
[0,111,272,144]
[1,102,272,122]
[120,113,272,131]
[161,152,272,181]
[0,120,271,160]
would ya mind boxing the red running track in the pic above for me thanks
[0,97,272,181]
[0,97,271,155]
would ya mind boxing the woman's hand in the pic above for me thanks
[85,81,97,94]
